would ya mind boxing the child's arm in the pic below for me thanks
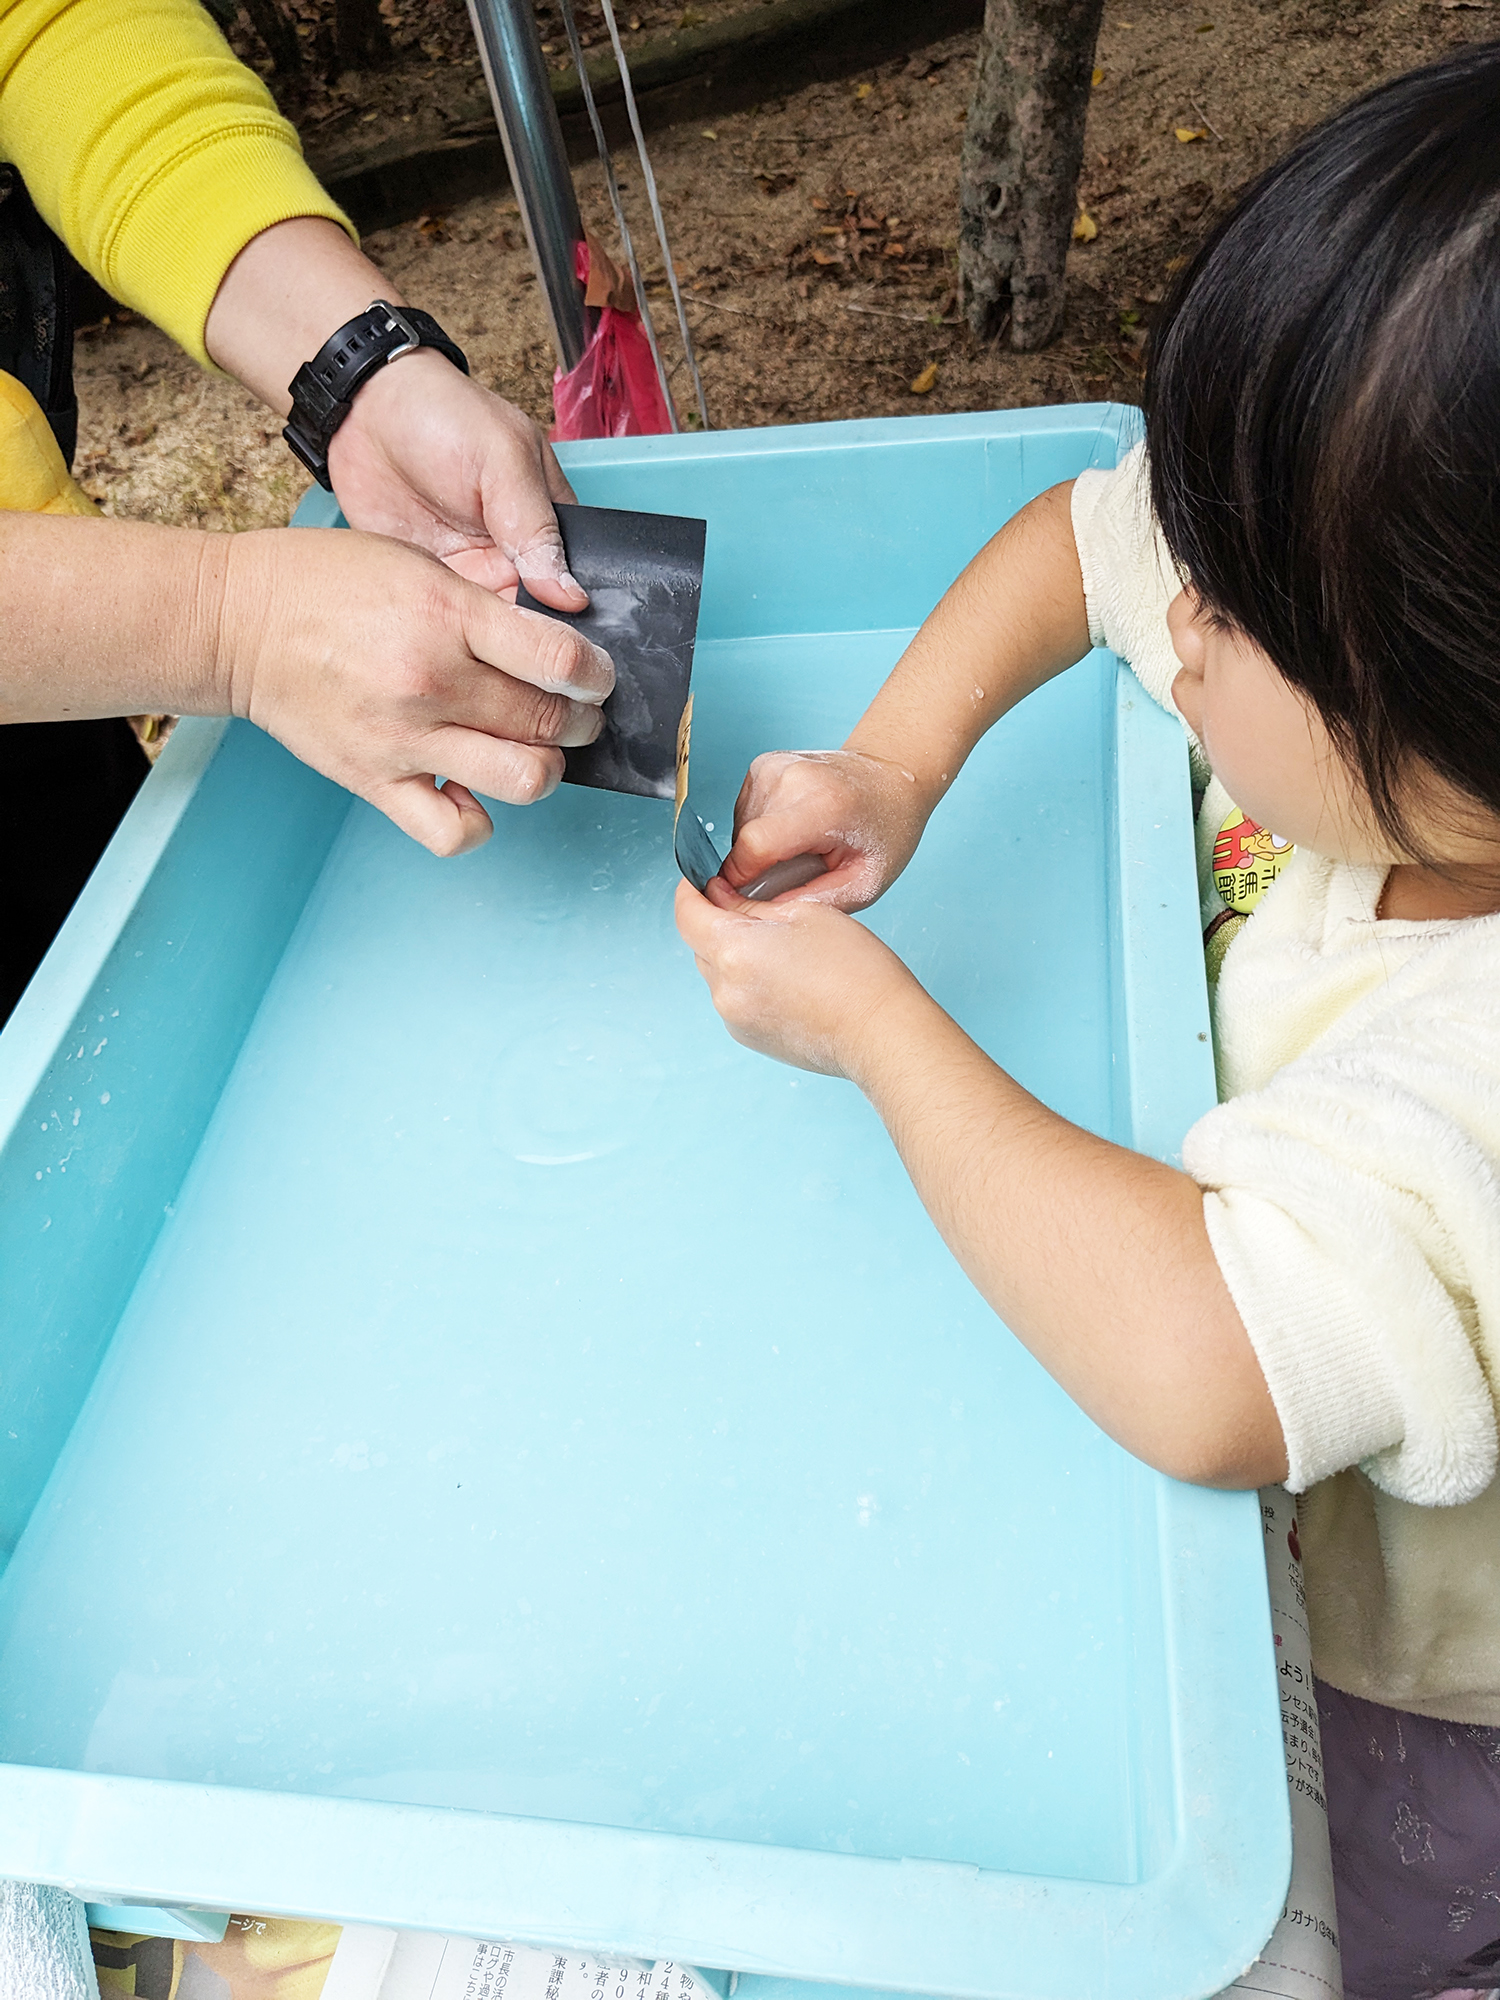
[672,890,1287,1491]
[716,482,1092,906]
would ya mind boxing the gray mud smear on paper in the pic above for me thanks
[516,503,708,802]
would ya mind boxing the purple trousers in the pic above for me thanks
[1320,1681,1500,1999]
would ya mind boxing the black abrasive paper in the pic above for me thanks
[516,504,707,800]
[515,502,723,890]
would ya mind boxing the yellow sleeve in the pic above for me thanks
[0,0,355,367]
[0,368,97,512]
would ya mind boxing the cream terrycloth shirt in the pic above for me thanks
[1073,443,1500,1724]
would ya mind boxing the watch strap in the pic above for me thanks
[283,301,469,489]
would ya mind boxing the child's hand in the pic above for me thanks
[675,876,924,1077]
[715,749,933,910]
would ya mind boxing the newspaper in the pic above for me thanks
[377,1939,715,2000]
[1216,1486,1343,2000]
[91,1915,722,2000]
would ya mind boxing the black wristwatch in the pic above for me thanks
[283,301,469,489]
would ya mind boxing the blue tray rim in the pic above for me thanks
[0,404,1289,1999]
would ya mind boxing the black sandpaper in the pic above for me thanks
[516,503,708,801]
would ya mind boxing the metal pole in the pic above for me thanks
[465,0,590,372]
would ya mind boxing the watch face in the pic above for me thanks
[516,503,708,802]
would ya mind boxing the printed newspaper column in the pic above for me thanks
[1217,1486,1342,2000]
[377,1936,723,2000]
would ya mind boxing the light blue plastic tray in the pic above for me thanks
[0,407,1288,2000]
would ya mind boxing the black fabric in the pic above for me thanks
[0,173,140,1025]
[0,161,79,465]
[0,719,148,1023]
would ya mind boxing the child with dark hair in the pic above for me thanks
[677,43,1500,2000]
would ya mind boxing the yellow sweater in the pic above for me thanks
[0,0,352,510]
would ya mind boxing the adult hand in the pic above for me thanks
[219,525,613,855]
[674,877,923,1079]
[205,219,587,609]
[718,748,935,909]
[326,350,587,610]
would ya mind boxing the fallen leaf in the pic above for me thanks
[1174,125,1208,143]
[1165,254,1189,272]
[1072,211,1099,242]
[701,128,718,140]
[884,240,907,257]
[1091,66,1104,84]
[855,81,873,99]
[909,360,939,394]
[811,195,831,211]
[754,169,798,195]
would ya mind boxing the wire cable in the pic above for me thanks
[555,0,678,430]
[593,0,712,429]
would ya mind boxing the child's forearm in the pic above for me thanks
[713,484,1091,905]
[844,482,1092,812]
[852,982,1287,1490]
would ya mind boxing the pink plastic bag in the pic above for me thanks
[550,237,674,441]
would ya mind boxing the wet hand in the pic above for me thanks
[219,525,614,856]
[675,876,922,1078]
[327,350,588,611]
[719,748,933,910]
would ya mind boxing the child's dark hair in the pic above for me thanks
[1145,43,1500,852]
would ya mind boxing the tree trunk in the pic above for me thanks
[335,0,394,70]
[959,0,1105,351]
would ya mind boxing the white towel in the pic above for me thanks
[0,1881,95,2000]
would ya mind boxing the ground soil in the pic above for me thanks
[72,0,1498,531]
[217,0,754,194]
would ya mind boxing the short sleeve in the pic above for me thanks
[1184,940,1500,1505]
[1070,440,1196,726]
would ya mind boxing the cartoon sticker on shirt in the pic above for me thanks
[1213,810,1294,915]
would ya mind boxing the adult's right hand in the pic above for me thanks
[218,525,614,855]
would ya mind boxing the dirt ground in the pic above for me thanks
[223,0,750,187]
[72,0,1498,531]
